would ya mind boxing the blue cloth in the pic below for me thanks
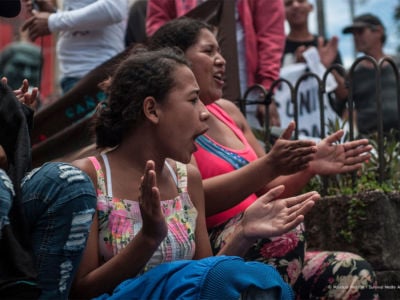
[0,169,14,235]
[94,255,294,300]
[60,77,81,95]
[196,135,249,169]
[21,162,97,299]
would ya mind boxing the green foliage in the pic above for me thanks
[338,196,367,243]
[303,121,400,242]
[304,121,400,196]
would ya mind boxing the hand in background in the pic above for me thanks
[294,45,307,63]
[318,36,339,68]
[21,11,51,41]
[1,77,38,110]
[257,101,281,128]
[22,0,56,14]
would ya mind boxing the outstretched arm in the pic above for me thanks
[193,118,317,217]
[266,129,372,197]
[217,185,320,257]
[309,129,371,175]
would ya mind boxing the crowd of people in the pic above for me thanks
[1,0,395,299]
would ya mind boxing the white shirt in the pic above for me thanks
[48,0,128,78]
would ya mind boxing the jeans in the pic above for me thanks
[60,77,81,95]
[21,162,97,299]
[0,169,14,237]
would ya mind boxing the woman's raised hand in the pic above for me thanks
[240,185,320,242]
[267,121,317,175]
[309,129,372,175]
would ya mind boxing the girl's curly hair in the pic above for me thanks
[94,47,189,148]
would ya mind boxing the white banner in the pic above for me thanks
[275,47,340,141]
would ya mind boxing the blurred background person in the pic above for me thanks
[0,40,42,108]
[342,13,400,137]
[21,0,128,94]
[125,0,148,47]
[275,0,347,139]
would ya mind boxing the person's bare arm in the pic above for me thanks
[187,164,214,259]
[192,100,317,217]
[264,130,372,197]
[188,156,320,259]
[217,185,320,257]
[200,100,371,206]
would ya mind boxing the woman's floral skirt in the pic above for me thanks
[209,214,379,300]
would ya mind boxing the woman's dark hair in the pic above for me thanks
[94,47,189,148]
[147,17,213,52]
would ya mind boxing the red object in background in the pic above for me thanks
[0,19,56,100]
[35,34,55,100]
[0,23,13,48]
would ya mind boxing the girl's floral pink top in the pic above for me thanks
[89,156,197,274]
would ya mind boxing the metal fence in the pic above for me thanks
[238,55,400,186]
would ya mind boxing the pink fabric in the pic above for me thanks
[87,156,197,272]
[193,103,258,228]
[146,0,285,90]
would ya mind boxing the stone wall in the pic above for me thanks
[304,190,400,299]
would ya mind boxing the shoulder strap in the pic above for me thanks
[165,160,178,187]
[175,162,188,193]
[197,103,250,170]
[87,156,107,196]
[100,153,113,198]
[164,160,188,193]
